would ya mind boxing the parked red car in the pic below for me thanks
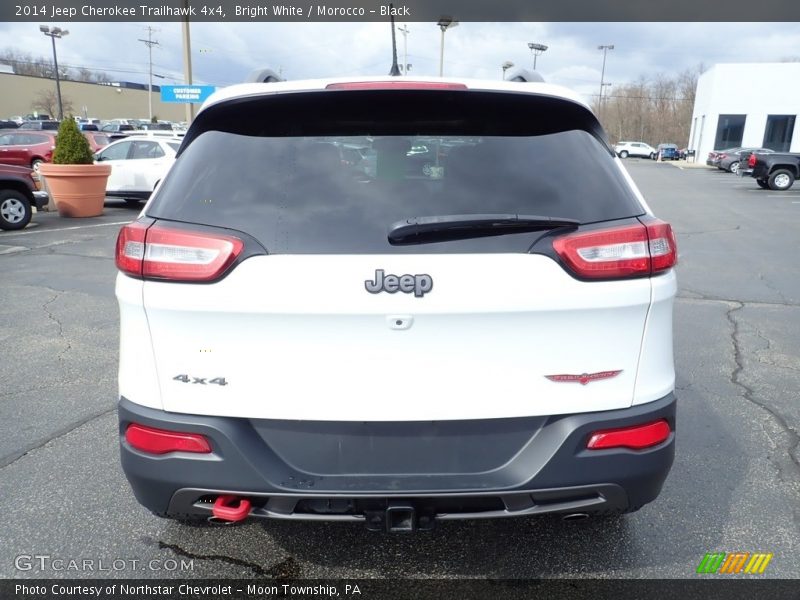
[0,129,55,170]
[0,129,109,170]
[84,132,110,153]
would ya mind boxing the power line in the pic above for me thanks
[591,94,693,101]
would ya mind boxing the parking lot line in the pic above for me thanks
[0,220,131,237]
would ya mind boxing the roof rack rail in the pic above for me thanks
[245,68,284,83]
[504,68,545,83]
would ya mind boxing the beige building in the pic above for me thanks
[0,73,188,121]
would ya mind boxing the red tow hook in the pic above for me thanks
[211,495,252,523]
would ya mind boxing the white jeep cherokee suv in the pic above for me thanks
[115,75,677,531]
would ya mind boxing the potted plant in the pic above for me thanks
[38,117,111,217]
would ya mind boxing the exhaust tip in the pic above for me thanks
[561,512,590,522]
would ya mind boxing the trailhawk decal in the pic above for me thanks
[365,269,433,297]
[545,370,623,385]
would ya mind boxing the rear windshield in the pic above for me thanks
[147,93,643,254]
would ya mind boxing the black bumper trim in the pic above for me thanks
[118,393,676,520]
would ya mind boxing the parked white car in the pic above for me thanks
[614,141,656,159]
[95,136,181,205]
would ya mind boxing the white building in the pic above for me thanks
[689,63,800,161]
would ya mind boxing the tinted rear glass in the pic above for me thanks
[147,91,643,254]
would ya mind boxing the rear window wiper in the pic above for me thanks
[388,214,580,245]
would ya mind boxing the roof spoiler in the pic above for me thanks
[504,68,545,83]
[245,68,284,83]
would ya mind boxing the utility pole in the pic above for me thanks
[181,0,194,124]
[598,44,614,116]
[397,25,409,74]
[138,26,160,122]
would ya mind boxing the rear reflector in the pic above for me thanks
[325,81,468,91]
[115,222,244,282]
[125,423,212,455]
[553,219,677,279]
[587,419,671,450]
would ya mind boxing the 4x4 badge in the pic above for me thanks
[365,269,433,297]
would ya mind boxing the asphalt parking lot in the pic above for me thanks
[1,162,799,580]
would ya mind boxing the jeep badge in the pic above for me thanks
[365,269,433,297]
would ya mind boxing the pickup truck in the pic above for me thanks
[740,151,800,190]
[0,163,48,230]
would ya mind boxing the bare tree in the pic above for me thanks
[1,47,111,83]
[32,89,74,118]
[597,63,707,147]
[0,48,52,77]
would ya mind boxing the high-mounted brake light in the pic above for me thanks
[587,419,671,450]
[125,423,212,455]
[553,220,677,279]
[325,81,468,91]
[115,222,244,282]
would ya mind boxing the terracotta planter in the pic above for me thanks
[38,163,112,218]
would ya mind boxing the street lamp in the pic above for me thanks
[598,44,614,112]
[437,17,459,77]
[40,25,69,120]
[502,61,514,79]
[527,42,548,71]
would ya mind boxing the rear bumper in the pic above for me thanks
[32,191,49,210]
[106,190,150,200]
[118,393,676,524]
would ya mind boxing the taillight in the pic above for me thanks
[115,221,148,277]
[553,220,677,280]
[748,153,757,168]
[115,222,244,282]
[587,419,671,450]
[325,81,468,91]
[719,153,727,159]
[125,423,212,454]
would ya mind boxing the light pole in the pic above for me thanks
[437,17,458,77]
[39,25,69,120]
[527,42,548,71]
[601,82,612,117]
[502,61,514,80]
[598,44,614,113]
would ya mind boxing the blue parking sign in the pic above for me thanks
[160,85,216,103]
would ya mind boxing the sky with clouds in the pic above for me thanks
[1,21,799,101]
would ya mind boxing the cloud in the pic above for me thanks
[2,21,799,92]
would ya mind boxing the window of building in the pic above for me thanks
[714,114,746,150]
[762,115,796,152]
